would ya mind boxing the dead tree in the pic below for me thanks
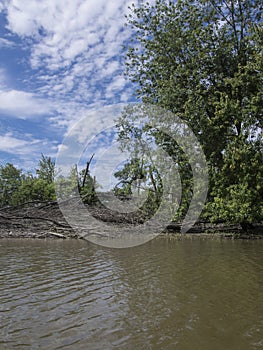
[81,153,95,188]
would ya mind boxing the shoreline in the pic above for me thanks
[1,228,262,241]
[0,201,262,240]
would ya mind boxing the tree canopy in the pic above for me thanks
[0,155,98,208]
[118,0,262,227]
[0,157,57,207]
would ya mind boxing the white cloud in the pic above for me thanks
[0,0,143,168]
[3,0,138,110]
[0,132,29,151]
[0,132,58,158]
[0,89,54,118]
[105,76,127,100]
[0,37,15,48]
[0,68,7,89]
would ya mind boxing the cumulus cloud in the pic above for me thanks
[3,0,138,110]
[0,0,148,168]
[0,89,54,118]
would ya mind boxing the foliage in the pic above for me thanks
[0,153,99,208]
[0,156,56,207]
[120,0,262,225]
[36,154,55,184]
[113,154,164,216]
[11,177,56,206]
[205,136,263,226]
[78,168,98,205]
[0,163,23,207]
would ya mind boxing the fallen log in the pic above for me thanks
[47,232,67,239]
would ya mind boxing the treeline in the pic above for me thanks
[0,155,56,208]
[0,154,99,209]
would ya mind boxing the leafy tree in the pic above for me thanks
[0,155,57,208]
[115,105,194,219]
[0,163,22,207]
[205,136,263,228]
[121,0,262,226]
[113,155,164,217]
[12,177,56,205]
[36,154,55,184]
[78,168,97,204]
[114,157,147,198]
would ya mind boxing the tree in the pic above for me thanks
[0,155,57,208]
[36,154,55,184]
[123,0,262,226]
[77,154,98,204]
[11,176,56,205]
[0,163,22,207]
[205,136,263,228]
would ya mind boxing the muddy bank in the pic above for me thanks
[0,202,76,239]
[0,201,262,239]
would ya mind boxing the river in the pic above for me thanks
[0,237,262,350]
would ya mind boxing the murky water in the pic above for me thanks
[0,237,262,350]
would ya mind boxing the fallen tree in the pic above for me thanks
[0,200,262,239]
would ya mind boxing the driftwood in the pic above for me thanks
[0,200,262,239]
[46,232,67,239]
[0,213,69,227]
[0,198,153,239]
[0,201,76,239]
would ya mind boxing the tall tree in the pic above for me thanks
[36,154,55,184]
[0,163,22,207]
[122,0,262,226]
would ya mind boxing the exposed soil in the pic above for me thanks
[0,201,262,239]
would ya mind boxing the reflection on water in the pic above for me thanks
[0,238,262,350]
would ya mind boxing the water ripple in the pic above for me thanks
[0,238,262,350]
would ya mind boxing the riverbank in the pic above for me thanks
[0,201,262,240]
[1,227,262,240]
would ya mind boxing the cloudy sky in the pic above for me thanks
[0,0,144,172]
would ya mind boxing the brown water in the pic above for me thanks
[0,238,262,350]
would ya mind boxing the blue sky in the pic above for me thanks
[0,0,145,172]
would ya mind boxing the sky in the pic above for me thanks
[0,0,145,173]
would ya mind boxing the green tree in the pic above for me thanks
[36,154,55,184]
[0,155,57,208]
[122,0,262,227]
[12,177,56,205]
[0,163,22,207]
[78,168,97,204]
[205,135,263,228]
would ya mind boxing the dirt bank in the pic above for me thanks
[0,201,262,239]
